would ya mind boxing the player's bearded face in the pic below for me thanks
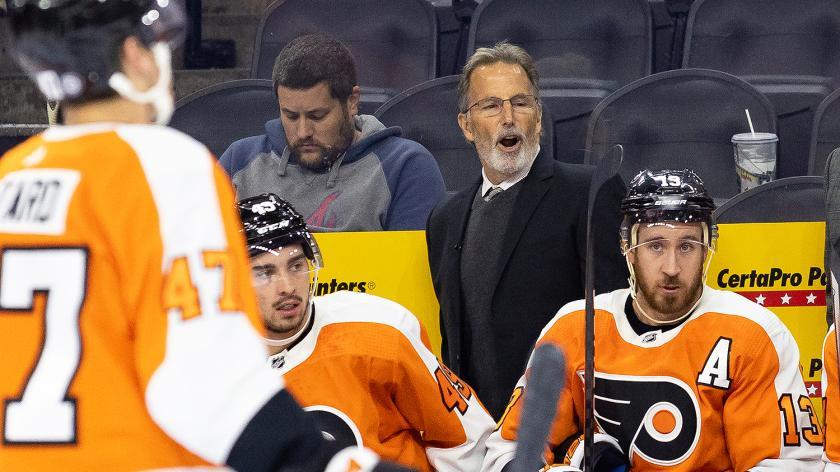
[629,223,706,323]
[249,243,314,340]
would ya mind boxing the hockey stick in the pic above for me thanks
[826,148,840,385]
[832,272,840,389]
[583,145,624,472]
[510,343,567,472]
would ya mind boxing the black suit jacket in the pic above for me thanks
[426,151,628,418]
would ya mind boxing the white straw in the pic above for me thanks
[745,109,756,136]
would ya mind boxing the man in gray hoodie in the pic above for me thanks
[220,33,446,232]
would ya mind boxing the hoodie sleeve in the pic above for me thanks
[220,119,287,191]
[381,139,446,230]
[218,142,237,176]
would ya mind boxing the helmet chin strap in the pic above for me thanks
[262,268,320,350]
[263,302,314,349]
[108,43,175,125]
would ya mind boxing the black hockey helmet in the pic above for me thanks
[6,0,186,103]
[237,193,324,268]
[620,169,717,246]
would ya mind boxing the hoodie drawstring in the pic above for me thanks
[276,149,290,176]
[326,153,346,189]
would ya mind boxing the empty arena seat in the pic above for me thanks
[539,78,616,164]
[714,176,824,223]
[467,0,652,87]
[170,79,279,157]
[251,0,437,104]
[683,0,840,78]
[585,68,776,199]
[810,88,840,176]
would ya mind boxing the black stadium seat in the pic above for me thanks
[538,78,616,164]
[585,68,776,199]
[0,125,47,156]
[683,0,840,78]
[810,88,840,176]
[467,0,652,87]
[683,0,840,177]
[170,79,279,158]
[374,75,554,194]
[714,176,824,223]
[251,0,437,108]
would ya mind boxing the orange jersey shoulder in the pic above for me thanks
[274,291,493,472]
[0,125,278,470]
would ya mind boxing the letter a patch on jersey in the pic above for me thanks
[697,337,732,390]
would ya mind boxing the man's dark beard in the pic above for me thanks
[636,270,703,321]
[291,111,356,172]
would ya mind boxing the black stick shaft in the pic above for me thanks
[583,145,623,472]
[511,344,566,472]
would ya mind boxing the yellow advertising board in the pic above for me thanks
[312,230,442,356]
[708,222,828,414]
[314,223,830,415]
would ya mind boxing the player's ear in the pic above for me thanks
[119,37,158,91]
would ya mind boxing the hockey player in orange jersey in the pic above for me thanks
[238,193,496,472]
[0,1,411,471]
[824,323,839,469]
[483,169,824,471]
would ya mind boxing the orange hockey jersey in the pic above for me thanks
[0,124,285,470]
[267,291,495,472]
[484,287,823,471]
[823,324,839,469]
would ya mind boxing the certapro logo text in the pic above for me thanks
[716,267,827,289]
[715,266,827,308]
[708,222,827,410]
[315,278,374,296]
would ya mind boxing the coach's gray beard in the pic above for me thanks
[478,132,540,179]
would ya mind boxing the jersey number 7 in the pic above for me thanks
[1,248,88,444]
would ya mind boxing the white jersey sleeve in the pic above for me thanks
[121,127,285,463]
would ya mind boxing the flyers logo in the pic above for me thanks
[587,372,701,466]
[304,405,363,450]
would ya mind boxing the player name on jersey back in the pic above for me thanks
[0,168,79,235]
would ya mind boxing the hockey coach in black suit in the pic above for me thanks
[426,42,628,419]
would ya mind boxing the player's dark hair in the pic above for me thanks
[271,33,357,102]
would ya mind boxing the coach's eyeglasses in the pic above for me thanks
[462,94,538,117]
